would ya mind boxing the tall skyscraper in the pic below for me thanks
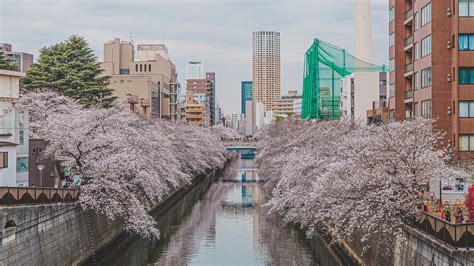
[241,81,252,114]
[252,31,281,112]
[207,72,216,126]
[186,61,205,80]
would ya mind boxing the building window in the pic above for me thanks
[149,64,151,72]
[460,0,474,17]
[414,42,419,60]
[389,58,395,72]
[389,7,395,22]
[135,65,138,72]
[421,68,432,88]
[19,129,24,145]
[140,64,143,72]
[421,36,431,57]
[414,72,419,90]
[389,84,395,97]
[459,101,474,117]
[119,69,129,75]
[421,3,431,26]
[414,102,420,117]
[459,68,474,84]
[0,152,8,168]
[389,33,395,47]
[459,34,474,51]
[460,135,474,151]
[421,100,432,118]
[414,12,419,31]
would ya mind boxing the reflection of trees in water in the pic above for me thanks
[153,182,229,265]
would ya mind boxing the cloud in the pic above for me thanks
[0,0,388,114]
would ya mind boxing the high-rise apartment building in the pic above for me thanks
[0,43,33,73]
[252,31,281,112]
[207,72,216,126]
[389,0,474,160]
[241,81,252,114]
[186,62,205,80]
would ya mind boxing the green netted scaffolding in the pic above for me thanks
[302,39,388,120]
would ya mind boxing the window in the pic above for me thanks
[421,3,432,26]
[459,68,474,84]
[421,100,432,118]
[389,84,395,97]
[414,12,419,31]
[140,64,143,72]
[459,34,474,51]
[119,69,129,75]
[421,36,432,57]
[421,68,432,88]
[149,64,152,72]
[459,101,474,117]
[19,129,24,145]
[389,7,395,22]
[414,72,419,90]
[135,65,138,72]
[460,0,474,16]
[389,58,395,72]
[0,152,8,168]
[460,135,474,151]
[389,33,395,47]
[414,42,419,60]
[414,102,420,117]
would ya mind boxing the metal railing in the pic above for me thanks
[405,35,414,47]
[372,100,387,109]
[405,90,414,100]
[405,63,413,73]
[405,9,414,21]
[0,187,80,205]
[416,212,474,248]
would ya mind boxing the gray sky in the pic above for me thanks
[0,0,388,114]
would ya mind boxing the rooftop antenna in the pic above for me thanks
[129,32,134,44]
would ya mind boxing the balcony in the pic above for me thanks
[404,9,413,25]
[404,90,413,103]
[372,100,387,109]
[404,63,413,77]
[404,36,414,51]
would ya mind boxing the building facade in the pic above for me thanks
[252,31,281,112]
[341,72,387,124]
[185,91,205,126]
[100,38,177,120]
[207,72,216,126]
[389,0,474,159]
[241,81,253,114]
[186,61,205,80]
[0,43,33,73]
[0,70,29,187]
[273,90,303,117]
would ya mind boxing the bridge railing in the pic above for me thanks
[415,211,474,248]
[221,141,258,149]
[0,187,80,206]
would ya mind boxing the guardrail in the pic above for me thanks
[405,90,414,100]
[405,63,413,74]
[0,187,80,205]
[415,212,474,248]
[405,35,413,47]
[404,9,413,21]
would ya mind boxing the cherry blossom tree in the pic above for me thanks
[18,92,231,238]
[257,118,454,249]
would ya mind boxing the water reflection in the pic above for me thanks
[92,156,342,266]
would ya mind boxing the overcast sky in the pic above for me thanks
[0,0,388,114]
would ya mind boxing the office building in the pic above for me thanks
[207,72,216,126]
[241,81,253,114]
[245,100,254,135]
[273,90,303,117]
[100,38,177,119]
[185,91,205,127]
[252,31,281,112]
[186,61,205,80]
[389,0,474,160]
[0,43,33,73]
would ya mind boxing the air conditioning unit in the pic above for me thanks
[447,8,452,17]
[447,74,452,82]
[447,41,452,49]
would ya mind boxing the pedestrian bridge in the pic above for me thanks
[221,141,257,151]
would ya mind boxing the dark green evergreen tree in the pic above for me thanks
[0,52,17,71]
[21,35,116,107]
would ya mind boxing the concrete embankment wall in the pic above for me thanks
[0,169,221,265]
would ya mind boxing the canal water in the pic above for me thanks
[91,156,343,265]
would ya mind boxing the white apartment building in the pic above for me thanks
[340,72,387,125]
[186,61,205,80]
[0,70,29,187]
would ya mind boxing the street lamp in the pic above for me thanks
[37,164,45,187]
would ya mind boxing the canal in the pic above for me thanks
[90,156,344,265]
